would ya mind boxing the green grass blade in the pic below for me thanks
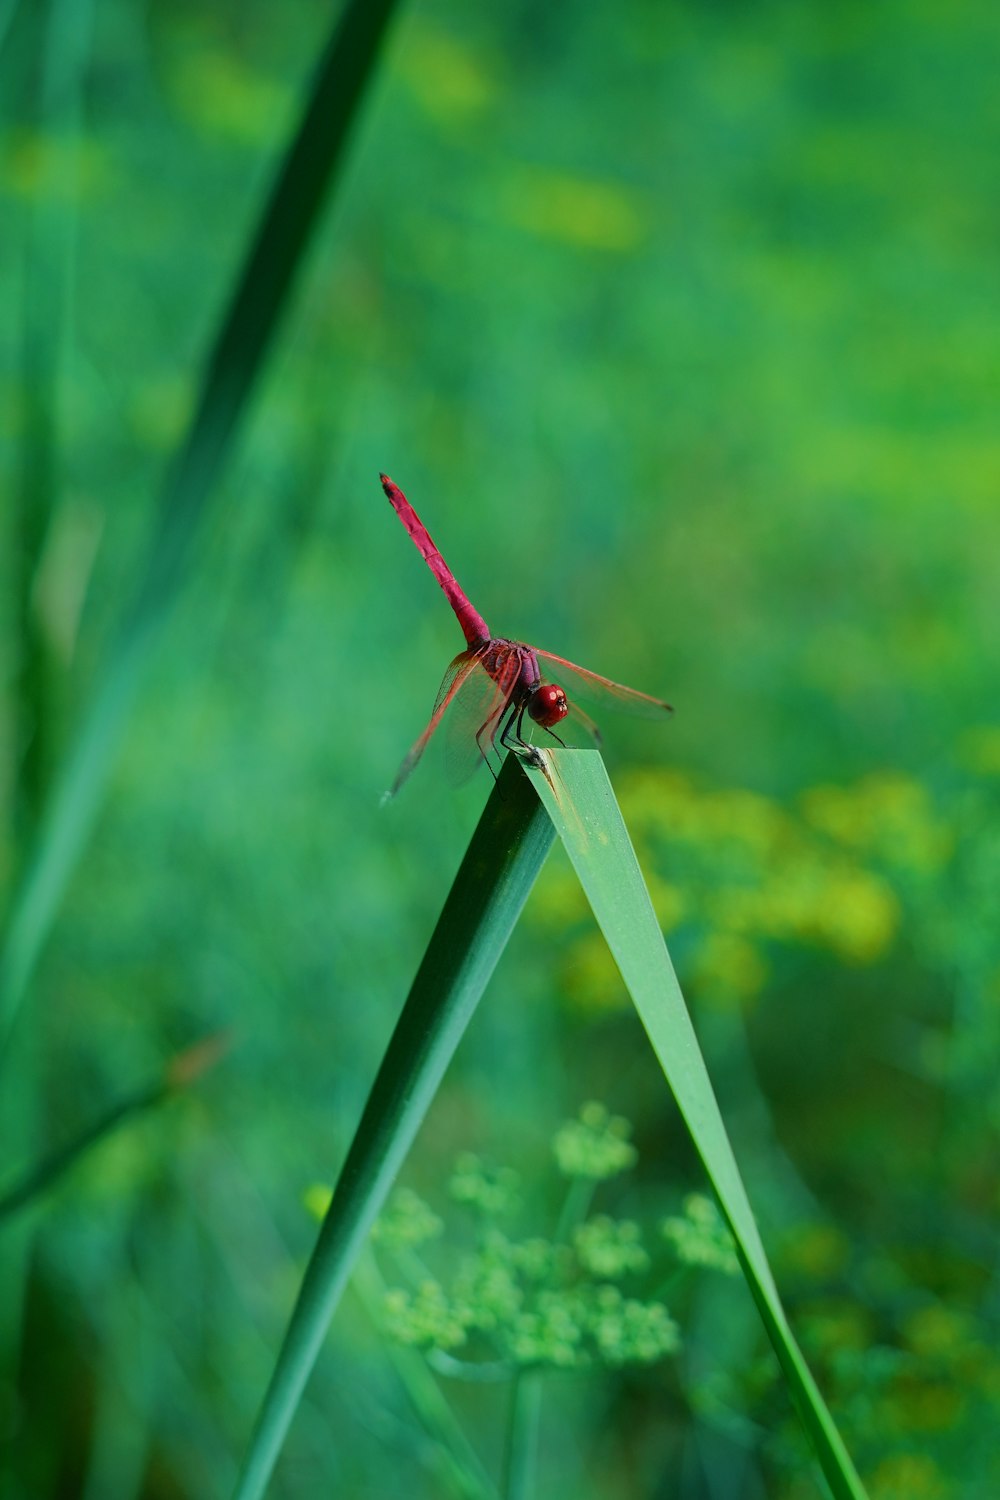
[520,748,867,1500]
[233,756,555,1500]
[0,0,402,1056]
[10,0,95,849]
[0,1034,229,1223]
[500,1369,542,1500]
[0,0,21,60]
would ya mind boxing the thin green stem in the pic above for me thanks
[553,1174,596,1247]
[355,1255,499,1500]
[0,1035,228,1223]
[427,1350,514,1384]
[11,0,94,852]
[500,1368,543,1500]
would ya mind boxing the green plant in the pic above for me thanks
[234,750,868,1499]
[306,1106,740,1498]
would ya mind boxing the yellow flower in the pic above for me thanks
[812,867,900,962]
[957,724,1000,776]
[692,932,768,1007]
[869,1453,947,1500]
[561,931,625,1014]
[781,1223,850,1280]
[397,23,497,122]
[500,167,647,253]
[801,774,952,873]
[900,1303,973,1362]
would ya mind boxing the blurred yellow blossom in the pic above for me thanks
[644,871,686,932]
[882,1379,963,1435]
[900,1303,974,1362]
[530,763,966,1012]
[397,22,497,122]
[561,930,624,1013]
[956,724,1000,777]
[808,867,899,962]
[799,1298,871,1353]
[532,853,589,929]
[501,167,647,252]
[168,51,289,144]
[801,773,952,873]
[781,1223,850,1281]
[691,932,768,1006]
[3,130,110,201]
[869,1453,947,1500]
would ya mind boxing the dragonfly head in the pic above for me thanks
[528,683,569,728]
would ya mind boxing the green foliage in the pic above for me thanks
[449,1154,522,1218]
[367,1105,713,1379]
[533,763,987,1017]
[662,1194,740,1278]
[551,1101,638,1181]
[373,1185,445,1251]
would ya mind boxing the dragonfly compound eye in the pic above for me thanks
[528,683,569,727]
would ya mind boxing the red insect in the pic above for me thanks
[380,473,672,797]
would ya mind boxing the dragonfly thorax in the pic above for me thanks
[528,682,569,728]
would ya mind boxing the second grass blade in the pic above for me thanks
[520,747,867,1500]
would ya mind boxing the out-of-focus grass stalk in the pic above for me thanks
[1,0,95,1456]
[0,0,402,1060]
[233,756,555,1500]
[500,1369,542,1500]
[78,1279,152,1500]
[0,0,21,59]
[0,1034,230,1223]
[10,0,94,852]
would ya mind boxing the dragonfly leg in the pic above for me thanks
[504,698,565,754]
[499,698,528,752]
[476,705,509,778]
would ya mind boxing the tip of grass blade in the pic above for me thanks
[164,1031,234,1091]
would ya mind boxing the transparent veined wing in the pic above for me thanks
[533,648,673,723]
[441,645,524,786]
[385,649,483,799]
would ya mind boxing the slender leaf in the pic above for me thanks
[233,755,554,1500]
[500,1369,542,1500]
[0,0,402,1056]
[521,747,867,1500]
[11,0,95,848]
[0,0,21,60]
[0,1034,229,1223]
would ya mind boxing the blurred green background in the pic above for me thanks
[1,0,998,1495]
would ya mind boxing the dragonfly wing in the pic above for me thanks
[533,648,673,721]
[564,699,603,747]
[443,645,523,785]
[387,649,484,798]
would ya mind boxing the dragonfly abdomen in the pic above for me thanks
[380,473,490,647]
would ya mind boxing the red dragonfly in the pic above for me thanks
[380,474,672,797]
